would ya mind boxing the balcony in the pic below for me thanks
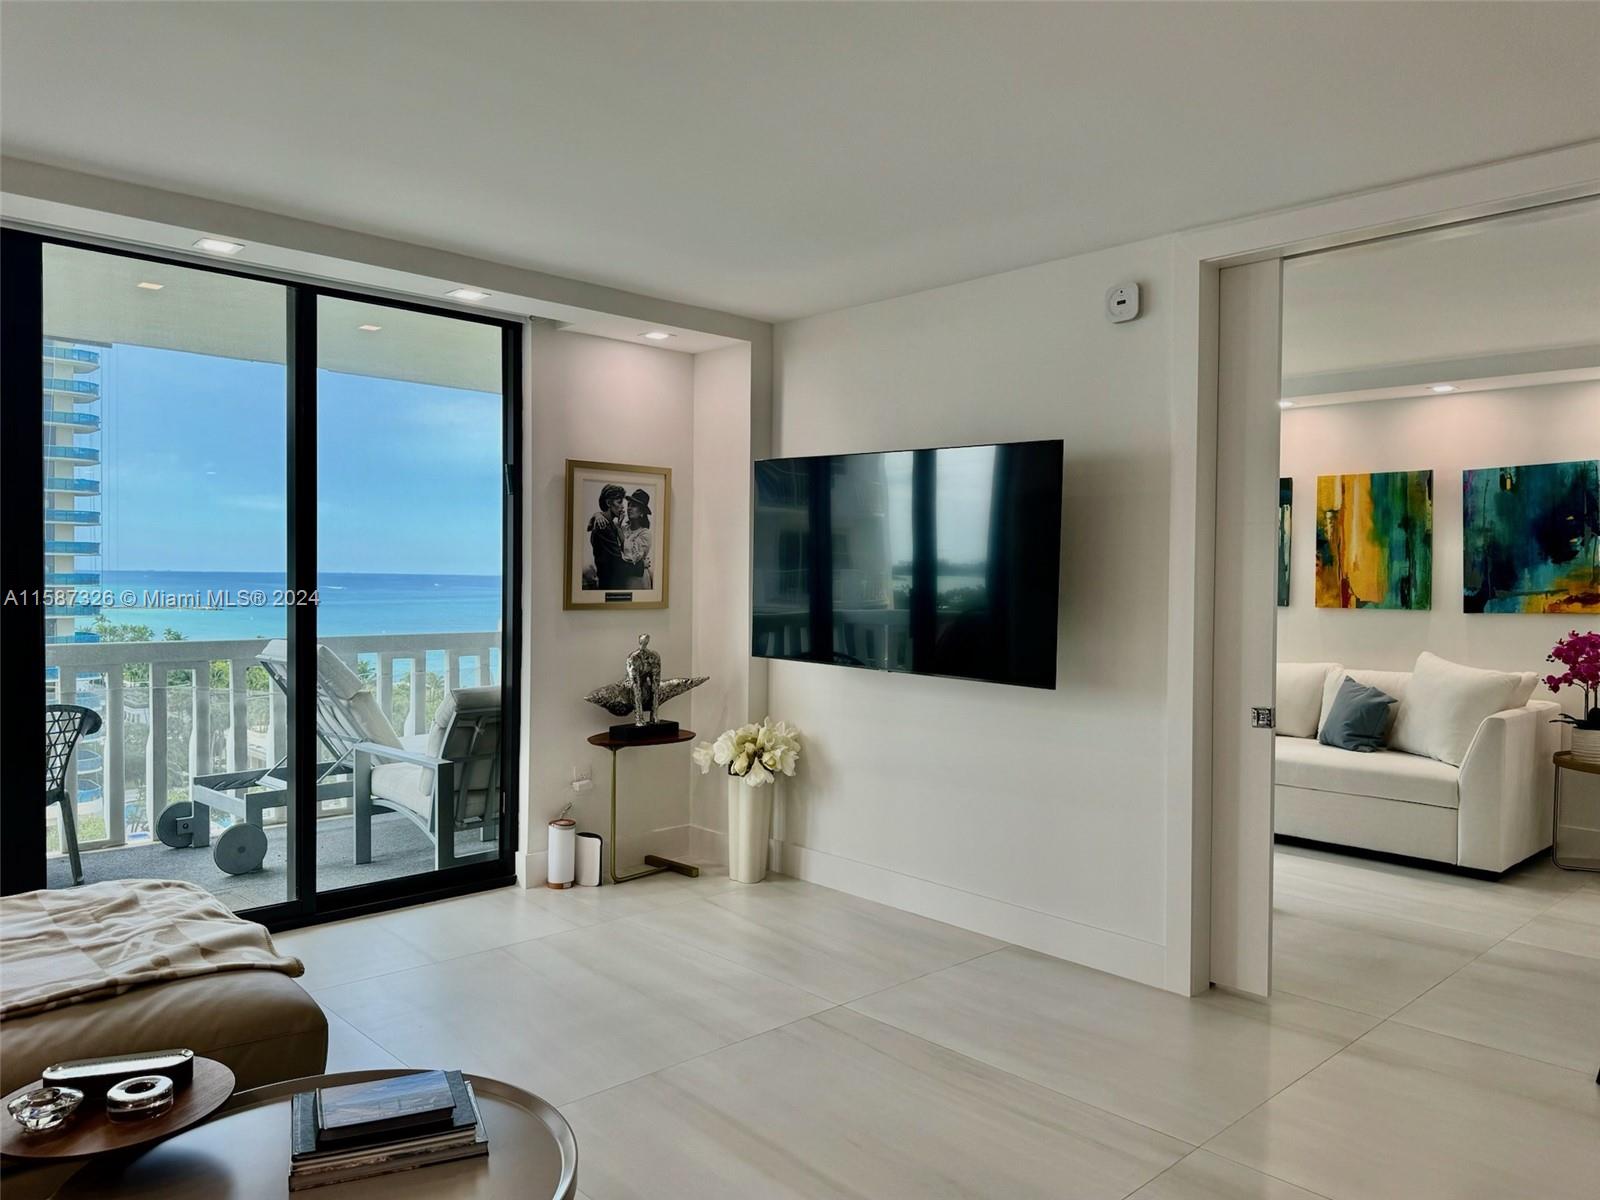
[42,377,100,399]
[45,477,100,494]
[42,343,101,369]
[44,408,101,429]
[43,444,101,464]
[45,509,101,525]
[44,540,101,555]
[43,630,502,911]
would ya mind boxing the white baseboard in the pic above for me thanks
[514,849,547,889]
[690,824,727,865]
[1558,825,1600,858]
[772,840,1167,990]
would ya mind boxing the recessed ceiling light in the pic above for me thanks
[136,281,164,291]
[357,324,382,332]
[1429,384,1457,393]
[641,330,674,341]
[193,237,244,256]
[446,287,489,302]
[1277,399,1295,409]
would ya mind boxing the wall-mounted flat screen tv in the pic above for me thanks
[752,439,1063,689]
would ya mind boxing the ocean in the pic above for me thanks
[89,570,502,642]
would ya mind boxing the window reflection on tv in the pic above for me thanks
[752,440,1062,688]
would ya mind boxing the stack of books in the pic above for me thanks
[288,1069,487,1191]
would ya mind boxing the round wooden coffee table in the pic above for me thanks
[38,1070,576,1199]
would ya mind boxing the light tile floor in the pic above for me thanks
[276,848,1600,1200]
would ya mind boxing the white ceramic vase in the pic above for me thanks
[1571,726,1600,765]
[727,777,773,883]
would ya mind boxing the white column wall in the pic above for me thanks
[689,342,758,863]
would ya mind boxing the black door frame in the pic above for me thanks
[0,228,523,929]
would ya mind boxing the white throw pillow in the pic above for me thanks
[1510,672,1538,708]
[1389,651,1521,767]
[1276,662,1338,738]
[1318,668,1410,739]
[426,689,458,759]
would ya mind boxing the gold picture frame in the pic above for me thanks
[564,459,672,610]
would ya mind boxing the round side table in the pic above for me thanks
[1551,751,1600,873]
[43,1070,576,1199]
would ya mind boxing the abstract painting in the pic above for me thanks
[1316,471,1432,609]
[1463,459,1599,613]
[1277,477,1292,607]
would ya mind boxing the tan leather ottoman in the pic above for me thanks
[1,969,327,1096]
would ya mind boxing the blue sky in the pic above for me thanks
[98,345,502,574]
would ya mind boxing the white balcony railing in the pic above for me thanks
[44,631,501,854]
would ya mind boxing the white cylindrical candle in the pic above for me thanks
[575,832,602,886]
[547,817,576,888]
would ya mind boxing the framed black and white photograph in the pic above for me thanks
[564,459,671,610]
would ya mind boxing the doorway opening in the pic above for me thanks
[1258,199,1600,1033]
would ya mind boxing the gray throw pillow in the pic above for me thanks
[1318,677,1397,753]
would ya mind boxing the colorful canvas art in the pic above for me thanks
[1463,459,1599,613]
[1277,477,1292,607]
[1316,471,1433,610]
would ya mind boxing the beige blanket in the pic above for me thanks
[0,879,304,1021]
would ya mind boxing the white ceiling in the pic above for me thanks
[1282,196,1600,395]
[42,245,505,392]
[3,2,1599,323]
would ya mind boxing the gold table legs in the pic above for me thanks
[605,747,701,884]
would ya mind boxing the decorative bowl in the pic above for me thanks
[7,1086,85,1134]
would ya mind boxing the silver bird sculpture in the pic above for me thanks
[584,674,708,718]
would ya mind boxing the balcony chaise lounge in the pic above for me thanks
[183,641,501,875]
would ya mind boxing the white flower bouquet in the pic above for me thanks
[692,718,801,788]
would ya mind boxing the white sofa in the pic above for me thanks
[1273,659,1560,874]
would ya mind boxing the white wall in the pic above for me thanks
[689,343,757,859]
[521,325,697,877]
[770,237,1180,985]
[1278,380,1600,715]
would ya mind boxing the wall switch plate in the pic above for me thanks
[1105,282,1141,323]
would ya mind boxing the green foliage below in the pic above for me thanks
[91,616,271,691]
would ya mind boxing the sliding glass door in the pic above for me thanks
[1,231,520,927]
[36,244,294,908]
[313,296,508,897]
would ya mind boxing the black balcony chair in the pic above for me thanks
[45,703,102,886]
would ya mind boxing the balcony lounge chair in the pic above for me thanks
[179,641,383,874]
[185,641,499,875]
[44,704,102,886]
[353,684,502,872]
